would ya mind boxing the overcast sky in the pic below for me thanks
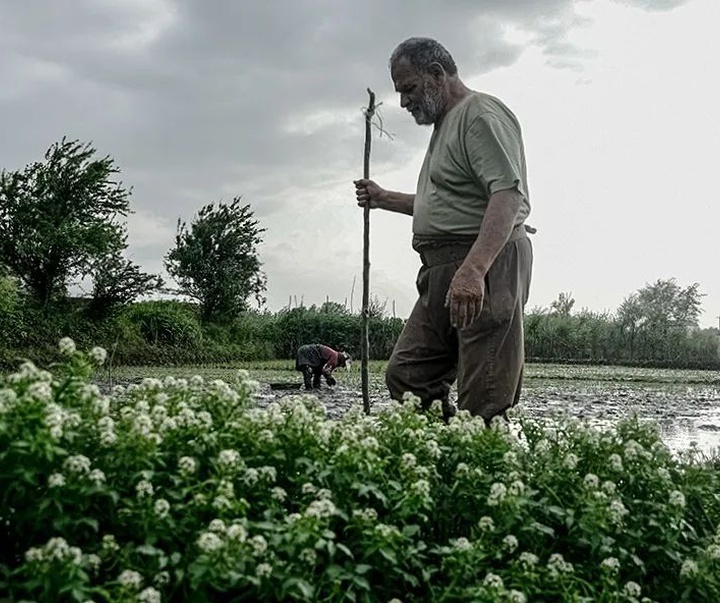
[1,0,718,327]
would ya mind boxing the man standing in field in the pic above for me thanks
[354,37,533,424]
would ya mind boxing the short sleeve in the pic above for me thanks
[464,112,527,200]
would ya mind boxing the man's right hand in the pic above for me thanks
[354,179,386,209]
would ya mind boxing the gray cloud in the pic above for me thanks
[0,0,693,312]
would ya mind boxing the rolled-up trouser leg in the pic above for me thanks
[385,263,458,408]
[456,236,533,422]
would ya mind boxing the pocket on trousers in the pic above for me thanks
[485,245,519,324]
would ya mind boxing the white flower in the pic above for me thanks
[583,473,600,489]
[153,571,170,587]
[250,535,268,556]
[680,559,698,578]
[669,490,686,509]
[411,479,431,497]
[602,481,617,495]
[227,523,247,542]
[401,453,417,469]
[137,586,161,603]
[28,381,53,402]
[508,590,527,603]
[301,482,316,495]
[483,572,504,589]
[197,532,224,553]
[84,553,101,572]
[477,516,495,533]
[623,581,641,598]
[244,468,259,486]
[503,451,519,465]
[487,482,507,506]
[563,453,579,470]
[218,450,240,469]
[299,547,317,565]
[25,547,44,563]
[102,534,120,553]
[548,553,574,577]
[59,337,77,355]
[118,569,143,589]
[455,462,470,476]
[89,347,108,365]
[452,537,472,552]
[609,453,623,472]
[48,473,66,488]
[425,439,442,459]
[305,498,338,519]
[502,535,519,553]
[519,552,539,567]
[706,544,720,560]
[657,467,671,481]
[353,508,378,523]
[154,499,170,518]
[609,499,629,525]
[208,519,227,533]
[100,430,117,446]
[601,557,620,573]
[64,455,91,474]
[178,456,197,475]
[136,480,154,499]
[271,487,287,502]
[88,469,106,486]
[212,495,232,510]
[361,436,379,451]
[256,562,273,578]
[508,480,525,497]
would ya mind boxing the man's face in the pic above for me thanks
[391,58,444,126]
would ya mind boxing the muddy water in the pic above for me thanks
[259,377,720,456]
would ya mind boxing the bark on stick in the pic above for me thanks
[361,88,375,414]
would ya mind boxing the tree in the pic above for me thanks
[550,291,575,316]
[165,197,266,323]
[617,278,704,360]
[0,139,131,313]
[85,244,165,320]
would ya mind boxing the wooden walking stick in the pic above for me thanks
[361,88,375,414]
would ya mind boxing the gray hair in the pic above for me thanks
[389,37,458,76]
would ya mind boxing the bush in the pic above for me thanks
[123,301,202,348]
[1,343,719,601]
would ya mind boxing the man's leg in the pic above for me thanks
[298,365,314,390]
[457,237,533,423]
[312,369,323,389]
[386,264,458,410]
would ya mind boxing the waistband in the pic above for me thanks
[418,223,531,268]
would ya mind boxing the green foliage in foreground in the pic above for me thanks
[1,344,720,602]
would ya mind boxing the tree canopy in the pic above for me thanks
[165,197,266,323]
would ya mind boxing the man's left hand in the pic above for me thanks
[445,264,485,329]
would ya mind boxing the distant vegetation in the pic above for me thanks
[1,139,718,370]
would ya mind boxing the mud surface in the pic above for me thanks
[98,365,720,456]
[256,377,720,456]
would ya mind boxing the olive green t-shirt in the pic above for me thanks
[412,92,531,239]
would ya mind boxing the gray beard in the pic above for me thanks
[413,82,444,125]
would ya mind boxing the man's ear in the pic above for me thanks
[428,62,446,82]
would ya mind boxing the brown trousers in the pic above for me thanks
[386,231,533,422]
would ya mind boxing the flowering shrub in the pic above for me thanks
[0,341,719,602]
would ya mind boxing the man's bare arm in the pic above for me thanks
[354,179,414,216]
[464,188,523,276]
[445,188,523,328]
